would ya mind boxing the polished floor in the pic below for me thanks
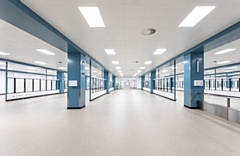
[1,90,240,156]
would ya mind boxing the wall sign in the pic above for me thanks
[194,80,203,86]
[69,80,78,87]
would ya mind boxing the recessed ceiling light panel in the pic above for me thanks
[179,6,216,27]
[0,52,10,55]
[37,49,55,55]
[153,49,167,55]
[215,48,236,55]
[144,61,152,64]
[34,61,47,65]
[112,61,119,64]
[105,49,115,55]
[217,61,231,64]
[140,67,145,69]
[78,7,105,27]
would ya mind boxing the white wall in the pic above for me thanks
[116,77,141,89]
[0,71,6,94]
[0,71,58,95]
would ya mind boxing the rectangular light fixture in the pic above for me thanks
[78,7,105,27]
[217,61,231,64]
[118,70,122,72]
[58,67,66,70]
[226,66,236,69]
[171,67,178,69]
[162,70,167,72]
[105,49,115,55]
[215,48,236,55]
[92,70,97,73]
[112,61,119,64]
[144,61,152,64]
[34,61,47,65]
[137,70,142,73]
[116,67,121,69]
[153,49,167,55]
[26,67,36,70]
[37,49,55,55]
[0,52,10,55]
[140,67,145,69]
[179,6,216,27]
[85,67,89,69]
[0,67,13,70]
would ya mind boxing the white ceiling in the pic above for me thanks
[0,20,67,71]
[21,0,240,77]
[204,39,240,69]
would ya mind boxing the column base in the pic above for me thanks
[67,105,85,109]
[184,105,199,109]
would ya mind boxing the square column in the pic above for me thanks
[141,76,145,90]
[67,52,86,109]
[150,70,156,94]
[57,71,64,93]
[104,69,109,93]
[112,75,116,89]
[184,47,204,109]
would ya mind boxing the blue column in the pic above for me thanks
[5,62,8,102]
[173,60,177,101]
[57,71,64,93]
[184,47,204,109]
[112,75,116,89]
[141,76,145,90]
[104,69,109,93]
[150,70,156,94]
[89,59,92,101]
[67,52,86,109]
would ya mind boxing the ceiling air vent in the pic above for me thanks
[141,28,156,35]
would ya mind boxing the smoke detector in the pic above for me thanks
[141,28,156,35]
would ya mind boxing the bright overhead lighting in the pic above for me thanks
[144,61,152,64]
[179,6,216,27]
[36,49,55,55]
[92,70,97,73]
[85,67,89,69]
[0,67,13,70]
[137,70,142,73]
[140,67,145,69]
[105,49,115,55]
[171,67,179,69]
[78,7,105,27]
[226,66,236,69]
[98,73,101,75]
[26,67,36,70]
[34,61,47,65]
[215,48,236,55]
[0,52,10,55]
[27,70,36,73]
[118,70,122,72]
[47,71,53,73]
[162,70,167,72]
[112,61,119,64]
[116,67,121,69]
[58,67,66,70]
[153,49,167,55]
[217,61,231,64]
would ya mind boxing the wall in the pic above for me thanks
[0,71,6,94]
[116,77,141,89]
[0,70,57,95]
